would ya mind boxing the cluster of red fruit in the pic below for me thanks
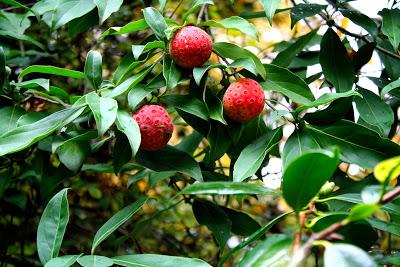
[132,26,265,151]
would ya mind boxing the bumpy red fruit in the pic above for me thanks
[132,105,174,151]
[222,78,265,122]
[169,26,212,68]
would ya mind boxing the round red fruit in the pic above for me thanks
[222,78,265,122]
[132,105,174,151]
[169,26,212,68]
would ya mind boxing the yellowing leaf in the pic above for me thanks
[374,156,400,183]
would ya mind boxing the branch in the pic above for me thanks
[168,0,184,19]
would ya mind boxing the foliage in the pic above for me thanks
[0,0,399,266]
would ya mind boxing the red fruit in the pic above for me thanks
[169,26,212,68]
[132,105,174,151]
[222,78,265,122]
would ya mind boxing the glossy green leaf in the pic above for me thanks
[128,85,158,111]
[259,0,281,25]
[77,255,113,267]
[272,30,317,67]
[19,65,85,80]
[113,254,212,267]
[206,124,230,162]
[0,0,31,10]
[132,41,165,60]
[0,30,44,50]
[290,3,326,28]
[282,130,320,169]
[136,145,203,181]
[180,182,278,195]
[381,78,400,97]
[176,130,203,155]
[101,19,149,38]
[94,0,123,24]
[199,16,258,39]
[368,217,400,236]
[304,97,353,125]
[0,106,25,136]
[213,42,266,79]
[320,28,354,92]
[45,254,83,267]
[262,64,314,104]
[14,78,50,91]
[0,46,5,89]
[0,10,30,34]
[115,110,141,158]
[87,92,118,136]
[163,55,181,91]
[306,120,400,169]
[222,207,261,236]
[282,149,340,211]
[340,9,378,37]
[164,94,209,121]
[219,212,291,266]
[229,58,258,76]
[84,51,103,90]
[296,91,361,113]
[324,244,377,267]
[379,8,400,50]
[234,127,283,182]
[353,42,375,71]
[377,38,400,80]
[238,234,292,267]
[193,64,223,86]
[192,199,231,248]
[91,198,147,254]
[347,203,378,222]
[182,0,214,22]
[355,87,394,136]
[0,106,85,157]
[143,7,168,40]
[37,188,70,265]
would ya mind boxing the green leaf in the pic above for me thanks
[219,212,291,266]
[213,42,266,79]
[182,0,214,22]
[0,106,86,157]
[259,0,281,25]
[87,92,118,136]
[77,255,113,267]
[37,188,70,265]
[0,10,30,34]
[112,130,132,174]
[304,97,353,125]
[193,64,223,86]
[353,42,375,71]
[91,198,147,254]
[290,3,326,28]
[355,87,394,136]
[206,124,231,162]
[306,120,400,169]
[0,106,25,136]
[381,78,400,97]
[32,0,96,30]
[176,130,203,155]
[163,55,181,91]
[0,46,5,90]
[0,30,45,50]
[262,64,314,104]
[340,9,378,37]
[320,28,354,92]
[192,199,231,248]
[93,0,123,24]
[45,254,83,267]
[106,66,153,98]
[272,30,317,68]
[128,85,158,111]
[0,168,12,198]
[142,7,168,40]
[180,182,279,195]
[68,9,98,35]
[199,16,258,39]
[296,91,361,113]
[14,78,50,91]
[229,58,258,76]
[282,130,320,169]
[113,254,212,267]
[379,8,400,50]
[368,217,400,236]
[115,110,141,158]
[132,41,165,60]
[19,65,85,80]
[100,19,149,38]
[136,145,203,181]
[238,234,292,267]
[84,50,103,90]
[164,94,209,121]
[377,38,400,80]
[221,207,261,236]
[347,203,378,222]
[234,127,283,182]
[324,244,377,267]
[282,149,340,211]
[0,0,31,11]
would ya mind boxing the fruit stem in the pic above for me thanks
[213,50,240,80]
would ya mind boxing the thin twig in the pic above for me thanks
[169,0,184,18]
[213,50,240,80]
[197,5,207,25]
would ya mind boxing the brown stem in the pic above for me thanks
[213,50,240,80]
[168,0,184,18]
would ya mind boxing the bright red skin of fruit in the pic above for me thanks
[222,78,265,122]
[169,26,212,68]
[132,105,174,151]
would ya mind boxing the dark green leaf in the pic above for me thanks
[199,16,258,39]
[176,130,203,155]
[377,38,400,80]
[87,92,118,136]
[368,217,400,236]
[136,145,203,181]
[182,0,214,22]
[0,46,5,89]
[100,19,148,38]
[19,65,85,80]
[340,9,378,37]
[45,254,83,267]
[68,8,98,35]
[259,0,281,25]
[113,131,132,174]
[379,8,400,50]
[221,207,261,236]
[143,7,168,40]
[290,4,326,28]
[128,85,158,111]
[353,42,375,71]
[180,182,278,195]
[206,124,231,162]
[234,127,283,182]
[37,188,69,265]
[320,28,354,92]
[164,94,209,121]
[282,149,340,211]
[113,254,212,267]
[91,198,147,254]
[115,110,141,157]
[304,97,353,125]
[163,55,181,91]
[0,106,25,136]
[84,51,103,90]
[381,78,400,97]
[193,64,223,86]
[324,244,377,267]
[94,0,123,24]
[0,30,44,50]
[132,41,165,60]
[296,91,360,113]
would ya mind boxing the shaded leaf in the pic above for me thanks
[180,182,278,195]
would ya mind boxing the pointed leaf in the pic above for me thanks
[77,255,113,267]
[113,254,212,267]
[94,0,123,24]
[180,182,278,195]
[87,92,118,136]
[19,65,85,80]
[115,110,141,157]
[84,51,103,90]
[259,0,281,25]
[143,7,168,40]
